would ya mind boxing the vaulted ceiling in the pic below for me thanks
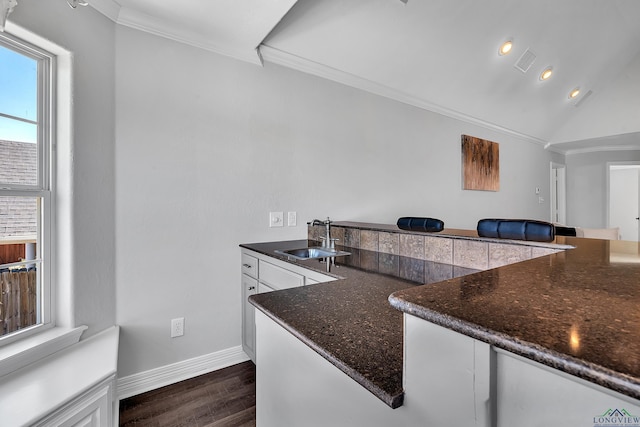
[90,0,640,152]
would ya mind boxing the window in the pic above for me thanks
[0,32,52,344]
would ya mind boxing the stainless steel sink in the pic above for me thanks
[275,247,351,260]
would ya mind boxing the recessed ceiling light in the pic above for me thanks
[540,67,553,81]
[498,40,513,56]
[569,87,581,99]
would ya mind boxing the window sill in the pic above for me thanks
[0,326,119,427]
[0,325,88,378]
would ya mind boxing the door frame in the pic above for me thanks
[606,161,640,239]
[550,162,566,224]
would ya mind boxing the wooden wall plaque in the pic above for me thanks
[461,135,500,191]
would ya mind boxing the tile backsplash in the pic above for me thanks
[309,222,564,271]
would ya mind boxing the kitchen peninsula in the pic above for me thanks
[245,222,640,427]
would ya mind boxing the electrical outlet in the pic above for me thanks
[269,212,284,227]
[287,211,297,227]
[171,317,184,338]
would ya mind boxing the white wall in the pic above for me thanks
[10,1,116,337]
[566,149,640,228]
[115,26,561,377]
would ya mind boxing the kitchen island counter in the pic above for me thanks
[245,232,640,413]
[243,239,477,408]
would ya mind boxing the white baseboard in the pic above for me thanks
[116,345,250,400]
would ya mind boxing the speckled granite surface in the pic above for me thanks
[244,240,476,408]
[245,235,640,408]
[389,237,640,401]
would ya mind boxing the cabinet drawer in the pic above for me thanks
[259,260,304,290]
[241,253,258,279]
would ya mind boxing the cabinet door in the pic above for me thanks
[242,274,258,362]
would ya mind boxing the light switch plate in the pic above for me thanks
[269,212,284,227]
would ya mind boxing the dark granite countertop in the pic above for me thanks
[389,237,640,401]
[245,235,640,408]
[244,239,476,408]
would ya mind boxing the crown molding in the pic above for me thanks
[563,145,640,156]
[117,6,262,64]
[88,0,120,22]
[543,144,567,155]
[259,44,547,146]
[88,0,262,65]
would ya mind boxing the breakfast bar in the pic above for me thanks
[246,223,640,426]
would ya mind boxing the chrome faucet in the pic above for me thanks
[312,217,333,249]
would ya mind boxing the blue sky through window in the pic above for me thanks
[0,44,37,143]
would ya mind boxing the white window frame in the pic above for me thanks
[0,22,85,379]
[0,31,54,346]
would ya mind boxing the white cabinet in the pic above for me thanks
[494,349,640,427]
[254,311,640,427]
[403,315,640,427]
[242,274,258,361]
[241,248,336,362]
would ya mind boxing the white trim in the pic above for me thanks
[0,21,76,371]
[87,0,263,64]
[259,44,547,146]
[88,0,121,23]
[560,145,640,156]
[544,143,567,154]
[116,346,250,400]
[115,6,262,65]
[550,162,566,225]
[0,26,55,339]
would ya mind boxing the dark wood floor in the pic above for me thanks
[119,361,256,427]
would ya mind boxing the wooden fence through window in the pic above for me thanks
[0,270,37,336]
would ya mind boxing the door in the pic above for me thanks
[609,164,640,241]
